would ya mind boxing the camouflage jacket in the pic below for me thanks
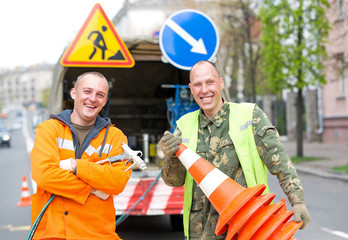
[161,102,305,239]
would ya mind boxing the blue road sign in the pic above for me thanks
[159,9,220,71]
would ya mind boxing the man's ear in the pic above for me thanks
[102,97,108,107]
[70,88,76,100]
[220,77,224,90]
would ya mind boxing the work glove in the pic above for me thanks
[60,158,77,173]
[159,131,181,158]
[91,189,109,200]
[292,203,311,229]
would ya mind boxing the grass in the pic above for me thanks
[332,164,348,174]
[291,156,348,174]
[290,156,326,164]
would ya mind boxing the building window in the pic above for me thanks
[338,0,344,20]
[338,53,346,97]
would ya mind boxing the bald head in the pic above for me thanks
[75,72,109,92]
[190,61,221,82]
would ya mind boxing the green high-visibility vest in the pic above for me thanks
[176,102,270,239]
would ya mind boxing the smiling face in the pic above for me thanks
[189,61,224,119]
[70,72,109,126]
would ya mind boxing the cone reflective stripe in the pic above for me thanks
[176,144,263,213]
[175,144,302,239]
[17,176,31,207]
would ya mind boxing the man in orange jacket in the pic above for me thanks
[30,72,131,239]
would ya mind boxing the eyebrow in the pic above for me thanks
[82,87,107,96]
[97,91,107,97]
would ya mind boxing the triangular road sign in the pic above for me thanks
[61,3,134,68]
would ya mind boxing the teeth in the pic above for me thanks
[85,104,96,109]
[202,97,211,101]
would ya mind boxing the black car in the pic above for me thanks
[0,126,11,147]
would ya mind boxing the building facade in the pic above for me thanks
[322,0,348,143]
[0,64,53,113]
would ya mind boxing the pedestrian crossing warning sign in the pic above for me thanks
[60,3,134,68]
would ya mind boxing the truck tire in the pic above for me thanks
[170,214,183,231]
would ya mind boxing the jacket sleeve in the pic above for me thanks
[252,105,305,206]
[76,128,132,196]
[161,128,186,187]
[31,120,92,205]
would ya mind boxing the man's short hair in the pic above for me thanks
[190,60,221,78]
[75,72,108,88]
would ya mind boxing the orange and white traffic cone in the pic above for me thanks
[17,176,31,207]
[175,144,302,240]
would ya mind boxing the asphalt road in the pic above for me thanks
[268,172,348,240]
[0,126,32,240]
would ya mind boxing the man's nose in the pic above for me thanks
[89,93,97,101]
[201,83,208,93]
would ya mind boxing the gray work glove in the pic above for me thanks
[159,131,181,158]
[292,203,311,229]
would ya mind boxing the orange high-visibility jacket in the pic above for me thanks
[31,110,132,239]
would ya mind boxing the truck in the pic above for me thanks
[49,40,199,230]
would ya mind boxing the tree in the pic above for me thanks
[238,0,262,103]
[218,0,266,102]
[40,88,51,108]
[260,0,330,156]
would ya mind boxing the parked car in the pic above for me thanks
[0,126,11,147]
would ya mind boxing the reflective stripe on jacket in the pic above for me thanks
[176,102,270,239]
[30,110,131,239]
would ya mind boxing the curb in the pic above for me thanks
[295,166,348,182]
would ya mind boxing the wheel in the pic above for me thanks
[170,214,183,231]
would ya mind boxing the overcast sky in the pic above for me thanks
[0,0,124,70]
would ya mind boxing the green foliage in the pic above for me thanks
[259,0,331,93]
[332,164,348,174]
[274,98,286,135]
[40,88,51,108]
[290,156,326,163]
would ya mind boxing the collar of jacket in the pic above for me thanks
[50,109,112,158]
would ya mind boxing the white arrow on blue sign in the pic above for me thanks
[159,9,220,71]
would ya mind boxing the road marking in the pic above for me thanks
[322,227,348,239]
[1,224,31,232]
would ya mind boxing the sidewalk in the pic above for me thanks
[282,140,348,182]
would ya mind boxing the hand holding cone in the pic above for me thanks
[175,144,302,240]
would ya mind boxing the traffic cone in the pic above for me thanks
[175,144,302,240]
[17,176,31,207]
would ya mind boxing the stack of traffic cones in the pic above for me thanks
[17,176,31,207]
[175,144,302,240]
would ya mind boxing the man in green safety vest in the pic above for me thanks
[159,60,310,240]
